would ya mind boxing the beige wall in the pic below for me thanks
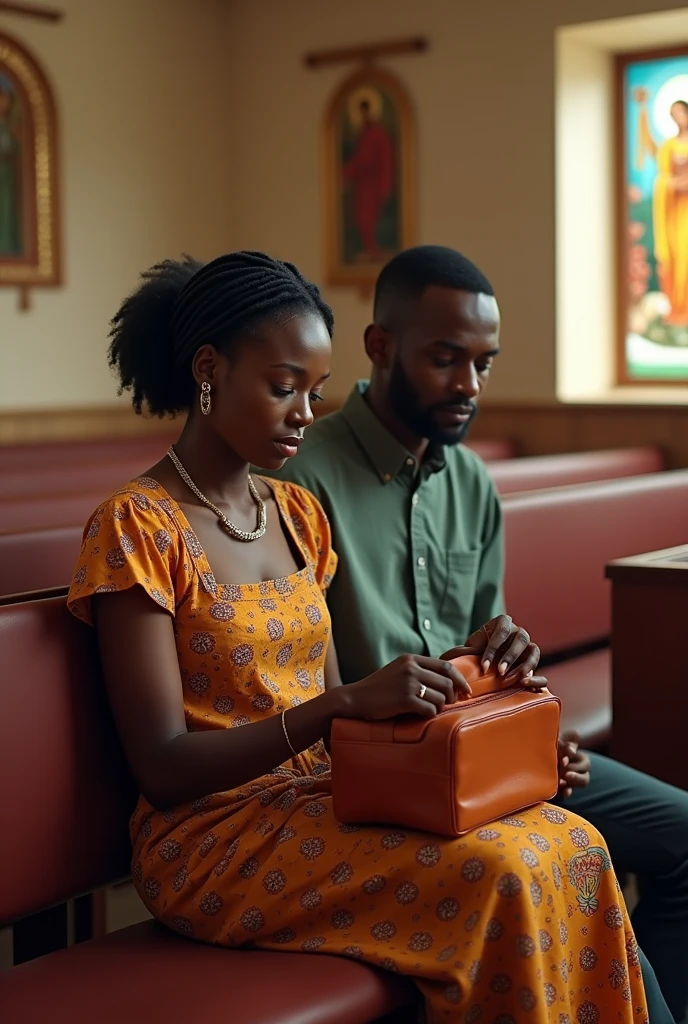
[2,0,687,414]
[222,0,688,403]
[0,0,230,411]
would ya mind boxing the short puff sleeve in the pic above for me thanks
[68,488,191,625]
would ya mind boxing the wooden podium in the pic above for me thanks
[606,544,688,792]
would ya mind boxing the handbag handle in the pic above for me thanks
[365,655,510,744]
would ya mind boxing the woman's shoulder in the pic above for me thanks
[69,477,188,625]
[88,477,180,527]
[78,476,186,569]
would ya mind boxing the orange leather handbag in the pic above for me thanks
[330,655,561,837]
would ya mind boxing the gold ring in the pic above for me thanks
[418,684,427,699]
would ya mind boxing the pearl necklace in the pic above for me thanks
[166,446,267,543]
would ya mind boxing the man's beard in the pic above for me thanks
[388,357,477,447]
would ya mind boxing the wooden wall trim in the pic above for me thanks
[0,398,343,446]
[469,402,688,469]
[4,398,688,469]
[0,405,178,446]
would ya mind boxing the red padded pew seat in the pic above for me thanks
[0,595,416,1023]
[545,650,611,750]
[1,921,414,1024]
[489,446,664,496]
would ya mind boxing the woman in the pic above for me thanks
[654,99,688,326]
[68,251,648,1023]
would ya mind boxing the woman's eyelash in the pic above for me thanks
[272,386,324,402]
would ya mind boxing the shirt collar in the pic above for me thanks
[341,381,446,485]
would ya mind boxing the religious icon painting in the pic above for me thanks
[323,66,416,292]
[0,30,60,299]
[617,46,688,384]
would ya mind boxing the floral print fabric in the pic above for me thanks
[68,477,647,1023]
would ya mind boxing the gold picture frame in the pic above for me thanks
[322,65,416,292]
[0,29,60,295]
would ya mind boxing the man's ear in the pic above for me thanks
[364,323,395,370]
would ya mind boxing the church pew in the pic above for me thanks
[0,455,162,499]
[488,445,664,495]
[0,434,175,470]
[0,594,416,1024]
[0,526,83,599]
[501,469,688,749]
[0,490,115,533]
[464,438,516,461]
[0,431,512,475]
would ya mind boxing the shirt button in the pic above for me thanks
[417,556,426,568]
[423,618,432,631]
[383,473,391,482]
[411,493,419,506]
[406,457,414,467]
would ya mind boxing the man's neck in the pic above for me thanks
[363,378,429,463]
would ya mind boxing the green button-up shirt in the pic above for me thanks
[266,382,504,684]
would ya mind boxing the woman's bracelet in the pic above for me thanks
[281,709,297,757]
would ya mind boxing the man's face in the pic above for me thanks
[385,286,500,446]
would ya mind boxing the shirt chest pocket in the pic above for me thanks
[440,549,481,640]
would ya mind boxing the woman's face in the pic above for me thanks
[196,311,332,470]
[671,102,688,131]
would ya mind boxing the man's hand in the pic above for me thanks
[442,614,542,686]
[557,729,591,798]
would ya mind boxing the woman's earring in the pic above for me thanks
[200,381,212,416]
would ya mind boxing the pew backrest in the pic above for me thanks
[0,525,83,597]
[0,434,174,471]
[502,469,688,656]
[0,595,135,925]
[0,457,157,499]
[464,438,516,461]
[0,490,104,532]
[489,446,664,495]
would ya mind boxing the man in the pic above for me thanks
[270,245,688,1022]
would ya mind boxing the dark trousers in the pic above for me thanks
[555,753,688,1023]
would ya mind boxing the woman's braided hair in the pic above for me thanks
[108,251,334,416]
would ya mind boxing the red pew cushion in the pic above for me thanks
[464,438,516,461]
[0,525,82,597]
[0,597,134,922]
[0,457,159,499]
[0,920,415,1024]
[489,446,664,496]
[503,471,688,656]
[0,491,107,532]
[545,650,611,750]
[0,434,174,470]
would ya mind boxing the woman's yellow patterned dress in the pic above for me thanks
[68,476,648,1024]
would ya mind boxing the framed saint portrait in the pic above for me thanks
[616,46,688,384]
[0,30,60,292]
[322,66,416,290]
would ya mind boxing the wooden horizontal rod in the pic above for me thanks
[304,35,427,69]
[0,1,63,22]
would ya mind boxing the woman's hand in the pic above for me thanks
[337,655,472,721]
